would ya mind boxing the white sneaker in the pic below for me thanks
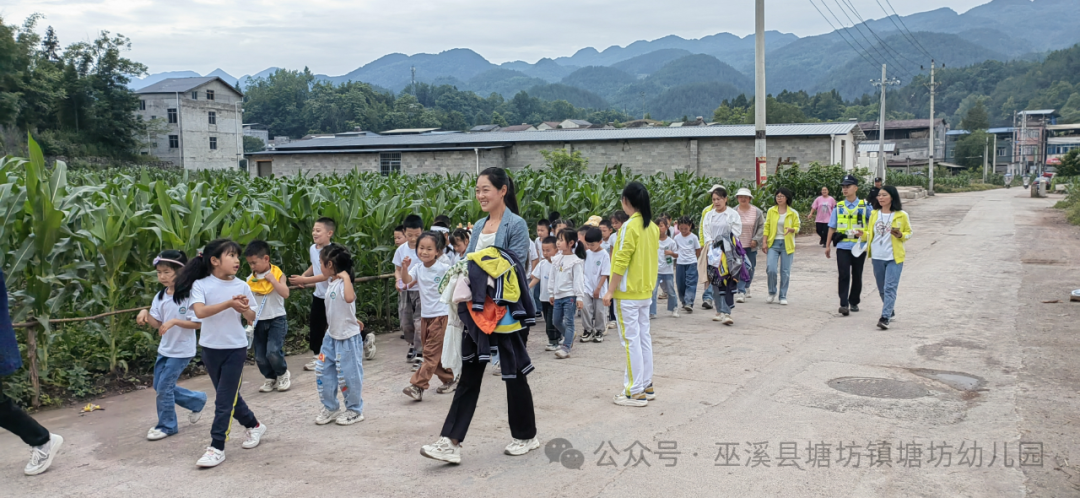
[421,436,462,464]
[147,428,169,441]
[259,379,276,393]
[504,437,541,456]
[613,392,648,407]
[241,423,267,449]
[779,298,788,306]
[607,322,616,330]
[735,294,745,303]
[766,294,776,304]
[275,371,291,392]
[189,409,203,425]
[304,359,317,371]
[745,291,752,299]
[24,434,63,476]
[712,313,723,322]
[363,334,376,360]
[491,360,501,376]
[316,407,342,425]
[335,410,364,425]
[671,309,680,318]
[196,446,225,468]
[721,314,734,325]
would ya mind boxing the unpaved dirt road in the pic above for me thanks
[2,187,1078,497]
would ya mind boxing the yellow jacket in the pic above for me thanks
[611,212,660,300]
[864,210,913,263]
[467,247,521,302]
[763,206,801,255]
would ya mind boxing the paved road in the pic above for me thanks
[2,187,1078,497]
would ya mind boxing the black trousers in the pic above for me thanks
[816,222,829,246]
[541,302,558,344]
[202,347,258,450]
[836,248,866,308]
[0,378,49,447]
[309,297,328,354]
[441,360,536,443]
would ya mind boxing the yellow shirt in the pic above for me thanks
[763,206,801,255]
[610,212,660,300]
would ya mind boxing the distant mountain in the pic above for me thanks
[500,58,577,82]
[321,49,494,90]
[647,81,744,120]
[129,70,201,89]
[561,66,637,99]
[611,49,693,78]
[205,68,237,84]
[644,54,752,93]
[553,31,799,68]
[525,83,608,109]
[465,68,547,98]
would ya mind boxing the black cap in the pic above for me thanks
[874,177,883,182]
[841,174,859,186]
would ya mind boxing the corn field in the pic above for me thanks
[2,135,866,406]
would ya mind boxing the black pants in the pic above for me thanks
[816,222,829,246]
[542,302,558,344]
[202,347,258,450]
[309,297,328,354]
[441,360,536,443]
[836,248,866,308]
[0,378,49,447]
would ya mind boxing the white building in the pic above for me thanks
[135,77,244,169]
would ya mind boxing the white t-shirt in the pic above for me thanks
[150,291,198,358]
[774,212,788,241]
[583,249,611,296]
[324,277,362,340]
[393,243,420,291]
[871,212,897,261]
[657,238,677,275]
[248,270,286,320]
[549,253,585,300]
[672,233,701,265]
[533,237,544,262]
[309,244,329,299]
[409,261,450,318]
[601,237,613,254]
[527,239,538,263]
[474,232,496,253]
[530,259,553,301]
[190,275,257,350]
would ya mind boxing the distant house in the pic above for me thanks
[1046,123,1080,172]
[856,143,898,171]
[1015,109,1059,174]
[944,129,971,162]
[857,119,947,167]
[536,121,562,131]
[623,119,663,128]
[499,124,538,132]
[135,76,244,169]
[471,124,501,132]
[988,127,1015,173]
[558,119,591,129]
[382,128,441,135]
[242,123,269,146]
[670,117,706,128]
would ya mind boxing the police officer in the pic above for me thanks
[825,175,871,316]
[866,177,883,210]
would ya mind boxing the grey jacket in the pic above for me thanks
[466,210,531,264]
[739,205,765,252]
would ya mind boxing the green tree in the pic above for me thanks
[539,148,588,174]
[953,130,991,168]
[243,135,265,152]
[961,98,990,131]
[491,111,508,127]
[1058,149,1080,177]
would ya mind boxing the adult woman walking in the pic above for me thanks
[764,188,800,305]
[864,185,912,330]
[733,188,764,303]
[603,182,659,407]
[421,167,539,464]
[700,186,741,324]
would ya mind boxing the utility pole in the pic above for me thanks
[924,60,939,196]
[871,64,901,182]
[411,66,416,93]
[983,136,989,183]
[754,0,767,186]
[992,133,998,176]
[640,92,646,119]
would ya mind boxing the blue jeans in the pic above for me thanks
[552,297,577,348]
[872,259,904,319]
[651,274,678,315]
[713,281,735,314]
[767,239,793,299]
[736,250,758,294]
[253,315,288,379]
[153,354,207,435]
[702,282,714,303]
[532,282,542,317]
[317,334,365,413]
[675,263,698,307]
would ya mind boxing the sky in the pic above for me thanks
[1,0,992,78]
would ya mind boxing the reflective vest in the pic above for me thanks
[836,199,867,243]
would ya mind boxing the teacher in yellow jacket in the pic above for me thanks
[763,188,801,305]
[863,185,912,330]
[603,182,659,408]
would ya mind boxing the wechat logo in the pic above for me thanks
[545,438,584,470]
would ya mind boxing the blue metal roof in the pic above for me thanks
[987,127,1014,134]
[945,130,972,136]
[269,122,862,152]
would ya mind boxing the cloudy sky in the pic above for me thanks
[2,0,990,77]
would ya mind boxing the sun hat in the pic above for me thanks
[584,215,603,227]
[735,187,753,198]
[708,184,728,196]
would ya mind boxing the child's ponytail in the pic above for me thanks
[559,228,586,260]
[173,239,241,304]
[320,243,355,281]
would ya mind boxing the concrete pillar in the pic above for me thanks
[690,139,699,173]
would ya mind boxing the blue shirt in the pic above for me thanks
[828,199,870,250]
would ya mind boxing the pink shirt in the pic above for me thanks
[737,206,757,248]
[811,196,837,223]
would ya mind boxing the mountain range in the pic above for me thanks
[128,0,1080,120]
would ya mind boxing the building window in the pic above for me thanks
[997,146,1007,157]
[167,108,177,124]
[139,100,146,111]
[209,137,217,150]
[191,91,198,100]
[206,90,215,101]
[208,111,216,125]
[380,152,401,175]
[168,135,179,149]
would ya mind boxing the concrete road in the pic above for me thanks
[2,187,1078,497]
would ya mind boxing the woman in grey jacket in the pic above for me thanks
[734,188,765,302]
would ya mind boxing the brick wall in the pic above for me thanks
[249,149,505,177]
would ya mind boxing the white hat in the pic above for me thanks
[708,184,728,195]
[735,187,753,198]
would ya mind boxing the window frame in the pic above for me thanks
[379,152,401,175]
[168,135,179,149]
[209,137,218,150]
[206,89,215,101]
[167,108,177,124]
[191,91,198,100]
[208,111,216,125]
[139,100,146,111]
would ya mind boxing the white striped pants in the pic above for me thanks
[614,298,653,396]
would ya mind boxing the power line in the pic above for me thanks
[883,0,936,59]
[806,0,883,71]
[817,0,888,68]
[874,0,932,60]
[827,0,904,76]
[835,0,919,76]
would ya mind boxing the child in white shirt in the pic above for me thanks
[314,244,366,427]
[400,232,457,400]
[580,227,611,342]
[673,216,702,312]
[549,229,587,359]
[529,236,558,350]
[652,218,680,318]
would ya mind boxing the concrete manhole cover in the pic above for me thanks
[827,377,928,399]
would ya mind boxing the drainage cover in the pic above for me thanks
[827,377,928,399]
